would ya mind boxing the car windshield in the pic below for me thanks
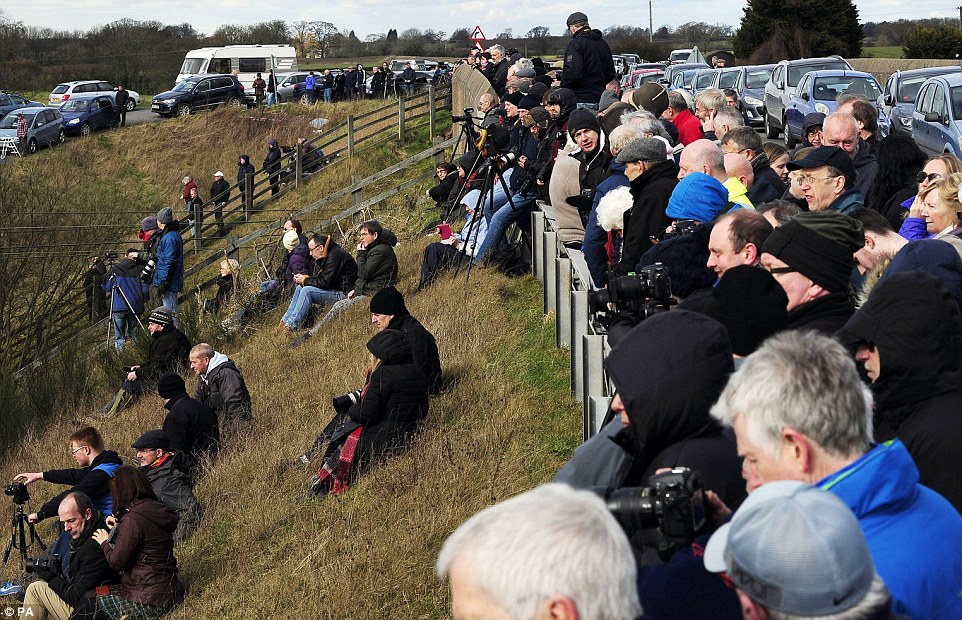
[746,69,772,89]
[638,73,663,85]
[788,62,849,86]
[898,76,931,103]
[812,76,882,101]
[697,73,715,88]
[180,58,205,74]
[0,111,36,128]
[718,71,739,88]
[51,85,69,94]
[60,99,89,112]
[671,51,691,62]
[172,80,196,93]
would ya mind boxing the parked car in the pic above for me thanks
[713,67,741,91]
[884,65,962,134]
[0,107,65,154]
[723,65,775,127]
[621,69,665,90]
[690,69,720,95]
[764,56,852,138]
[151,74,245,117]
[670,69,700,92]
[784,70,885,148]
[912,72,962,158]
[48,80,140,111]
[0,92,44,121]
[662,62,710,87]
[59,95,119,136]
[275,71,311,103]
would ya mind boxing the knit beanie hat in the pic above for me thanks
[458,151,479,170]
[708,265,789,356]
[141,216,159,231]
[147,305,174,327]
[504,91,524,107]
[666,172,729,222]
[631,83,670,117]
[518,93,541,111]
[523,106,551,128]
[156,207,173,225]
[369,286,407,315]
[282,230,300,251]
[567,108,600,138]
[156,372,187,400]
[762,211,864,293]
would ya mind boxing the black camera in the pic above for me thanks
[332,390,362,414]
[451,107,476,123]
[598,467,707,559]
[140,258,156,283]
[104,251,118,260]
[4,481,29,505]
[656,219,698,242]
[588,263,671,315]
[25,553,61,574]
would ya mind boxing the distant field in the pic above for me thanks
[862,46,903,59]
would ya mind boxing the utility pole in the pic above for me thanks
[958,6,962,29]
[649,1,654,43]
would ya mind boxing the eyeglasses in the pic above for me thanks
[70,446,85,455]
[766,266,798,276]
[722,146,749,155]
[917,171,941,184]
[794,175,838,187]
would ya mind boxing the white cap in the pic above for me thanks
[214,171,224,177]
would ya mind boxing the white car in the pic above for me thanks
[48,80,140,111]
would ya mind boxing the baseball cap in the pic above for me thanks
[786,146,856,179]
[704,481,875,616]
[214,171,224,177]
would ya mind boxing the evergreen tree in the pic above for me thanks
[735,0,863,61]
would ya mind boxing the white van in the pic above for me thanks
[176,45,297,93]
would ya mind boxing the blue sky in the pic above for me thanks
[4,0,954,41]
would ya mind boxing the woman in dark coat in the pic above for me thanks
[264,138,282,196]
[309,329,429,495]
[92,466,185,619]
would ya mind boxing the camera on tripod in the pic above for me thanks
[596,467,707,560]
[4,482,29,505]
[450,107,475,123]
[588,263,672,318]
[25,553,60,574]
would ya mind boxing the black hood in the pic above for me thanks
[367,329,413,365]
[605,310,733,458]
[837,271,962,413]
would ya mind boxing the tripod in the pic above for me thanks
[105,259,147,350]
[3,503,45,567]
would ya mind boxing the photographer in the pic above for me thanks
[101,249,146,351]
[15,427,123,524]
[22,493,118,620]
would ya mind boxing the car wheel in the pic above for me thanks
[126,99,136,112]
[300,93,310,105]
[227,97,242,107]
[784,119,797,149]
[27,138,38,154]
[765,113,779,139]
[80,122,92,137]
[56,129,66,145]
[176,103,191,117]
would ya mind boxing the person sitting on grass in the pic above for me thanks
[369,287,443,394]
[278,233,358,332]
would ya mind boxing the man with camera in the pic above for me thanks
[22,492,117,620]
[101,248,146,352]
[15,427,123,525]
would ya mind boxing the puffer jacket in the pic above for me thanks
[195,351,252,426]
[152,221,184,292]
[354,229,399,295]
[304,242,359,294]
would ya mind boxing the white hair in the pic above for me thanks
[609,124,646,154]
[596,186,635,232]
[711,331,873,460]
[511,57,534,72]
[436,483,641,620]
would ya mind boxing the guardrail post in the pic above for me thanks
[571,290,588,400]
[543,231,557,315]
[347,116,356,157]
[398,96,406,144]
[585,395,612,440]
[531,211,545,280]
[555,257,571,348]
[193,200,203,252]
[582,334,607,437]
[428,86,436,140]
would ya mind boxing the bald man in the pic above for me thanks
[677,139,726,183]
[822,112,877,194]
[723,153,754,207]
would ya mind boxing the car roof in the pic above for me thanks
[780,56,846,65]
[929,72,962,86]
[56,80,110,86]
[804,69,876,79]
[895,66,962,78]
[10,106,58,114]
[62,94,113,100]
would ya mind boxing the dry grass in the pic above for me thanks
[0,110,580,616]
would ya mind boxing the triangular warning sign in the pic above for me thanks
[470,26,487,41]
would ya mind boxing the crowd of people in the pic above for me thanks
[15,11,962,617]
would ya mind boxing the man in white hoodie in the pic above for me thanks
[189,343,252,431]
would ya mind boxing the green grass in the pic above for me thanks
[862,46,904,59]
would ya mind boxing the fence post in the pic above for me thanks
[351,174,364,210]
[555,257,571,348]
[193,200,203,252]
[244,174,252,220]
[543,231,557,314]
[531,211,545,280]
[398,96,406,144]
[295,143,303,189]
[583,335,607,438]
[348,115,356,158]
[428,86,436,141]
[571,290,588,400]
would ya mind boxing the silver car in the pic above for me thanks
[0,107,65,154]
[275,72,312,103]
[48,80,140,111]
[912,72,962,158]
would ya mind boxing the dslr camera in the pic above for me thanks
[588,263,671,318]
[655,219,698,242]
[25,553,61,575]
[597,467,707,560]
[332,390,362,414]
[450,107,475,123]
[4,481,29,505]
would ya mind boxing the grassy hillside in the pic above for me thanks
[0,103,581,616]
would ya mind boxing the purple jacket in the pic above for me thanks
[898,217,933,241]
[284,244,310,284]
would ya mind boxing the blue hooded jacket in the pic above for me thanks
[153,222,184,292]
[665,172,728,222]
[880,238,962,313]
[818,440,962,619]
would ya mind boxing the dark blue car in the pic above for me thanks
[0,92,44,121]
[59,95,119,136]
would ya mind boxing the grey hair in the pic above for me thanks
[596,186,635,231]
[695,88,726,113]
[489,44,506,57]
[511,58,534,72]
[622,109,656,123]
[190,342,215,360]
[436,483,641,620]
[824,111,859,136]
[714,107,744,129]
[766,575,891,620]
[634,118,671,141]
[711,331,873,460]
[609,124,646,154]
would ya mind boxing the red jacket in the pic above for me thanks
[672,109,703,146]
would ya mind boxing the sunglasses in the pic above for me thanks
[917,171,941,183]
